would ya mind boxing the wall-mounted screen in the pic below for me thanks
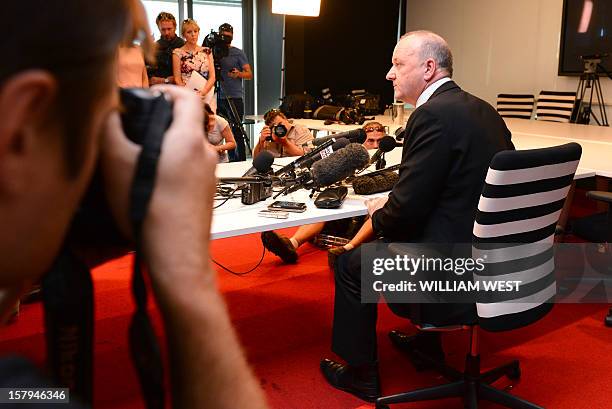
[559,0,612,75]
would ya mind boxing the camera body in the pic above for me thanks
[203,30,230,61]
[241,182,272,205]
[266,123,288,142]
[69,88,173,250]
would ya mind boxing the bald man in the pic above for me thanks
[320,31,514,402]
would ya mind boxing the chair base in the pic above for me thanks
[376,352,542,409]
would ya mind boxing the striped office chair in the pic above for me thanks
[376,143,582,409]
[535,91,577,123]
[496,94,535,119]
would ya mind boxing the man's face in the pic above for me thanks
[386,36,425,105]
[221,30,233,45]
[0,70,117,287]
[363,126,385,150]
[158,20,176,41]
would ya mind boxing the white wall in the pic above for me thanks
[406,0,612,122]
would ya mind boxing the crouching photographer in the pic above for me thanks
[253,109,314,158]
[0,1,268,408]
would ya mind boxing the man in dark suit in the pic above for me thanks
[320,31,514,402]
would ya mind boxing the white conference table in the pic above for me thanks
[211,124,606,240]
[211,157,389,240]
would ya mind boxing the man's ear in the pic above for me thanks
[423,58,437,81]
[0,70,58,194]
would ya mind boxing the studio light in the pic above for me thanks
[272,0,321,17]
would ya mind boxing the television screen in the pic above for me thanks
[559,0,612,75]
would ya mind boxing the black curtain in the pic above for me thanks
[285,0,403,107]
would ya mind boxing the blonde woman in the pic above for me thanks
[172,18,216,109]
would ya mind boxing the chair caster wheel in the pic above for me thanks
[508,365,521,380]
[605,313,612,328]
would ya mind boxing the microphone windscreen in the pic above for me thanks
[379,136,397,153]
[312,129,366,146]
[253,150,274,173]
[311,143,370,186]
[352,171,399,195]
[352,177,376,195]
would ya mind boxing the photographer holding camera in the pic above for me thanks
[0,1,268,408]
[253,109,313,158]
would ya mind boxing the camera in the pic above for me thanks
[241,181,273,205]
[69,88,173,251]
[203,30,231,61]
[266,123,288,142]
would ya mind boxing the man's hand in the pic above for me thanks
[100,86,217,290]
[228,68,240,79]
[259,126,271,143]
[365,196,388,217]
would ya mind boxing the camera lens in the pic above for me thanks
[273,124,287,138]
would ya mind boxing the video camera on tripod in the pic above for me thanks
[202,30,231,62]
[576,53,612,126]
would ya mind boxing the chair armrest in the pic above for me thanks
[586,191,612,204]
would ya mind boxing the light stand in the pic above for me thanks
[272,0,321,103]
[575,55,611,126]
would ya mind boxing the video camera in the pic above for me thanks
[203,30,231,62]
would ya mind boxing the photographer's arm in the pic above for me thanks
[171,53,184,86]
[101,87,268,409]
[240,64,253,80]
[200,53,216,97]
[253,127,270,157]
[216,123,236,153]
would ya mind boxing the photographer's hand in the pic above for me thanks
[100,86,268,409]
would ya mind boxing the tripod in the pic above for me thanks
[214,64,252,159]
[575,59,611,126]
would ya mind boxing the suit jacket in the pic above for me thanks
[372,81,514,243]
[372,81,514,325]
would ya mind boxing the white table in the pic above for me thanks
[211,133,600,240]
[212,156,389,240]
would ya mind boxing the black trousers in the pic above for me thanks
[217,97,246,162]
[332,240,412,366]
[332,240,477,366]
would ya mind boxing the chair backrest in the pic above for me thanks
[536,91,577,123]
[473,143,582,331]
[496,94,534,119]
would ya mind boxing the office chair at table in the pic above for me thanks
[376,142,582,409]
[496,94,534,119]
[573,190,612,327]
[535,90,577,123]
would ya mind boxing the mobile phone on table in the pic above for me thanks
[258,209,289,219]
[267,201,307,213]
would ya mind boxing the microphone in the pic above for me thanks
[352,170,399,195]
[274,138,349,176]
[394,126,405,141]
[218,151,275,185]
[243,150,274,176]
[312,129,366,146]
[310,143,370,187]
[368,136,396,166]
[298,138,349,170]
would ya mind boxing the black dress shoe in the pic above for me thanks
[388,330,445,371]
[320,358,380,402]
[261,231,298,263]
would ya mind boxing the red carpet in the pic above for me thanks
[1,221,612,408]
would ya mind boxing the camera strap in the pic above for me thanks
[128,97,171,409]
